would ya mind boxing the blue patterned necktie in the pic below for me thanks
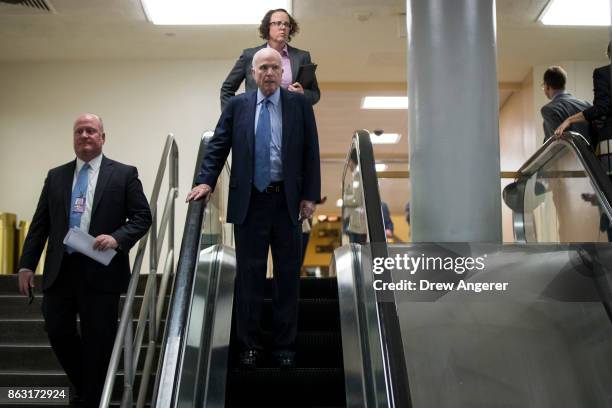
[69,163,90,228]
[254,99,272,191]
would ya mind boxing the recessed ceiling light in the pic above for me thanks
[141,0,291,25]
[370,132,401,144]
[538,0,610,26]
[375,163,388,172]
[361,96,409,109]
[336,199,343,207]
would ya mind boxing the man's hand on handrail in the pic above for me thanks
[554,111,587,138]
[554,119,571,138]
[186,184,212,202]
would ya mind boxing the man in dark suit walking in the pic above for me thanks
[220,8,320,110]
[17,113,152,407]
[188,48,321,369]
[541,66,592,143]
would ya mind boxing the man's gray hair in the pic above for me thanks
[251,48,282,68]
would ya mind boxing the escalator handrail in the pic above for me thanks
[344,130,413,408]
[513,131,612,225]
[152,133,211,408]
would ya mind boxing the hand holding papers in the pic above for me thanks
[63,227,117,266]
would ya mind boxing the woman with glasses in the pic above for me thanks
[220,8,321,110]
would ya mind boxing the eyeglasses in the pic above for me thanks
[270,21,291,29]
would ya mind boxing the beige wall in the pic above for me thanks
[0,59,234,272]
[499,73,535,242]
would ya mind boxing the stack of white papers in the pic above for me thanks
[63,227,117,266]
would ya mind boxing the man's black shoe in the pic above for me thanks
[272,350,295,369]
[239,349,260,369]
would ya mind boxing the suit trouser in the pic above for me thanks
[41,253,119,408]
[234,186,301,351]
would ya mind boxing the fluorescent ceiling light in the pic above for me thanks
[142,0,291,25]
[361,96,408,110]
[375,163,388,172]
[538,0,610,26]
[370,132,401,144]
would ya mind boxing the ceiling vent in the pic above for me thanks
[0,0,55,14]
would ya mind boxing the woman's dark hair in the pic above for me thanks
[259,9,300,42]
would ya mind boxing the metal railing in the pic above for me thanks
[100,134,179,408]
[152,133,213,408]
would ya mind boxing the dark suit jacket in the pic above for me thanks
[584,64,612,121]
[584,64,612,139]
[19,156,152,293]
[220,43,321,110]
[541,92,592,142]
[197,88,321,226]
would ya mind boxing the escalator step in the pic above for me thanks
[259,299,340,331]
[228,331,343,368]
[265,277,338,300]
[226,367,345,407]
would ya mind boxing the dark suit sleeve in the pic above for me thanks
[196,101,234,189]
[18,174,51,271]
[220,50,250,111]
[541,105,561,140]
[300,98,321,202]
[584,67,610,122]
[301,51,321,106]
[109,167,152,252]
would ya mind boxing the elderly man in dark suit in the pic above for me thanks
[220,8,320,110]
[18,113,152,407]
[188,47,321,369]
[541,66,592,143]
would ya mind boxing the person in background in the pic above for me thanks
[555,42,612,240]
[381,201,394,239]
[188,48,321,369]
[220,8,320,110]
[17,113,152,407]
[540,66,591,143]
[555,42,612,165]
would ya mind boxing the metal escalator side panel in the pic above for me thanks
[202,246,236,407]
[174,244,236,408]
[334,244,388,408]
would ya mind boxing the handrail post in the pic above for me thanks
[100,134,178,408]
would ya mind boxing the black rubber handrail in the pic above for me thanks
[152,134,211,408]
[349,130,413,408]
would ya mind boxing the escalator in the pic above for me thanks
[151,134,357,408]
[152,129,612,408]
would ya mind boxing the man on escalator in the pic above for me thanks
[187,48,321,369]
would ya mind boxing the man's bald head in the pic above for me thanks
[73,113,105,162]
[251,48,283,96]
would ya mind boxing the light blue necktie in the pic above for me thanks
[254,99,272,191]
[67,163,90,253]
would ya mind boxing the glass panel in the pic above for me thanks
[342,145,368,245]
[524,146,610,242]
[377,177,411,243]
[389,243,612,407]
